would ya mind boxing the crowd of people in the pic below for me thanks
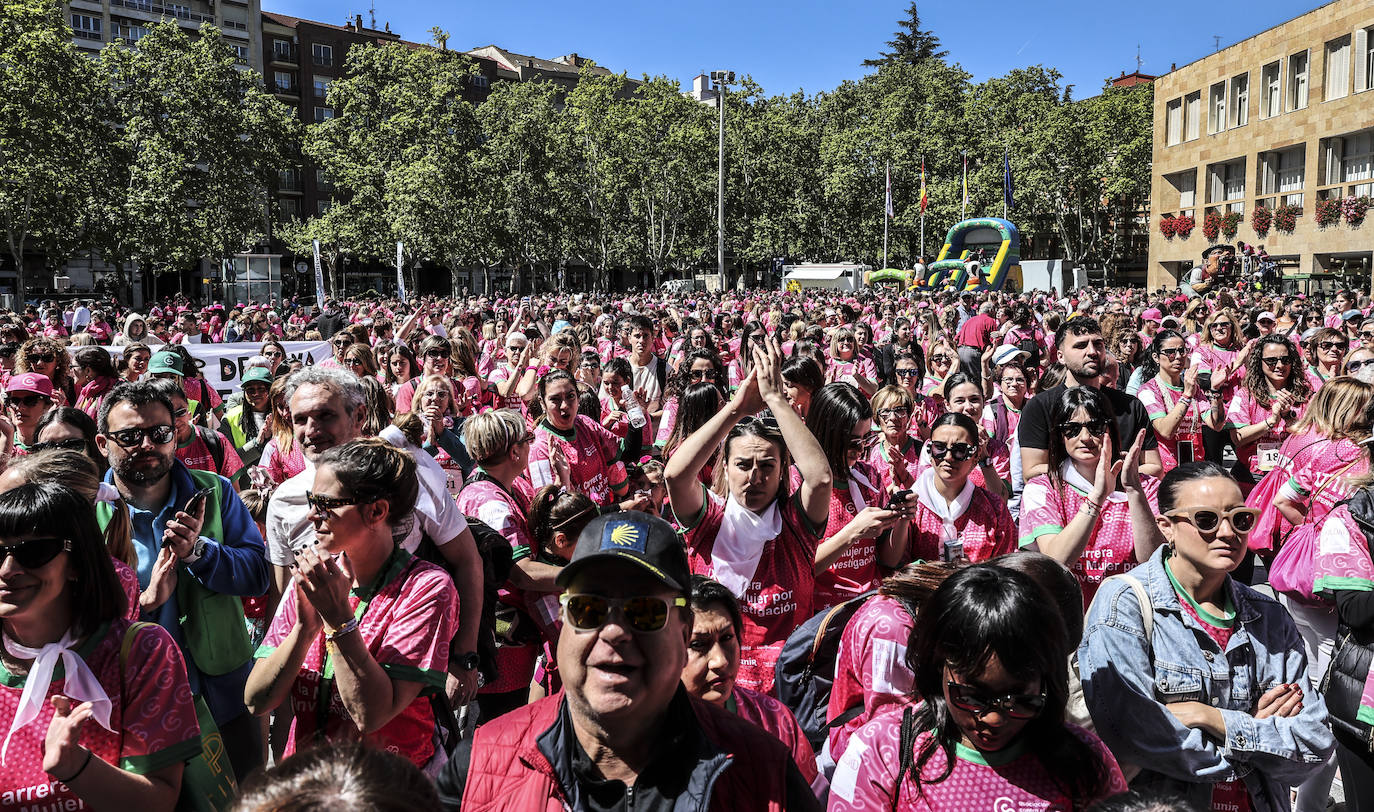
[5,273,1374,810]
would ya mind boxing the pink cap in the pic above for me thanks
[1141,308,1163,323]
[5,372,53,398]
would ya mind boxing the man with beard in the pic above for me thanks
[96,381,270,781]
[1016,316,1163,481]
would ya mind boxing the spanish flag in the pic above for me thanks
[919,159,928,214]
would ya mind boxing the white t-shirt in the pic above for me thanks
[630,355,663,407]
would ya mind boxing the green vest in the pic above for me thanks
[98,468,253,676]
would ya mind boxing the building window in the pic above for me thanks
[1209,159,1245,214]
[317,198,332,216]
[472,75,489,88]
[71,13,101,40]
[1287,50,1309,111]
[1330,131,1374,196]
[313,75,331,97]
[278,198,300,219]
[231,44,249,64]
[1168,170,1196,216]
[1165,98,1182,146]
[277,168,300,191]
[312,43,333,67]
[1208,82,1225,134]
[272,70,293,93]
[1360,27,1373,92]
[1261,61,1281,118]
[1326,36,1351,101]
[273,39,294,61]
[1230,73,1248,127]
[314,106,333,123]
[1184,91,1201,141]
[1263,147,1305,208]
[315,169,334,191]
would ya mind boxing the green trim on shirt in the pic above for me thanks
[1165,554,1235,628]
[1314,575,1374,593]
[380,662,447,690]
[0,620,110,687]
[1018,525,1063,548]
[120,737,202,775]
[953,735,1030,767]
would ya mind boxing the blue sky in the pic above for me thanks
[276,0,1324,97]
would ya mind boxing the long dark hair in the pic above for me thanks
[532,369,578,424]
[806,382,873,478]
[0,481,125,634]
[1243,334,1311,409]
[1137,328,1187,383]
[1046,386,1120,484]
[905,564,1109,807]
[665,382,725,457]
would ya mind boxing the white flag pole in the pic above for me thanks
[311,239,326,310]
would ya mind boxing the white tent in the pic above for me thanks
[780,264,867,292]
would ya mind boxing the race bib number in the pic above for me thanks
[1258,442,1282,472]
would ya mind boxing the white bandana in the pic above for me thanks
[711,493,783,598]
[913,468,975,540]
[2,629,114,765]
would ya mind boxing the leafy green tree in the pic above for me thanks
[863,2,947,68]
[0,0,112,298]
[560,67,636,290]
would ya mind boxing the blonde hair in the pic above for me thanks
[870,384,915,414]
[1290,376,1374,443]
[6,449,135,567]
[411,374,458,418]
[463,409,527,465]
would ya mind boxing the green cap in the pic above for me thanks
[148,350,184,377]
[242,367,272,386]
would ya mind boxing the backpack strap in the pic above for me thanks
[198,426,225,474]
[1116,573,1154,650]
[893,706,918,812]
[119,621,156,667]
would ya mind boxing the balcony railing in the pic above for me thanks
[109,0,212,23]
[271,45,298,64]
[272,81,299,96]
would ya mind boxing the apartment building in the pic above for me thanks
[65,0,262,71]
[1148,0,1374,292]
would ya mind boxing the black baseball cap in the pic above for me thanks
[556,511,690,593]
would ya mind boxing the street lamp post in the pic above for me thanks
[711,70,734,289]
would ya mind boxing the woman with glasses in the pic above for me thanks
[654,349,726,452]
[988,361,1030,481]
[1306,327,1349,389]
[832,564,1126,811]
[15,337,73,407]
[1109,328,1144,392]
[71,347,120,422]
[1081,462,1334,811]
[885,412,1015,569]
[393,336,452,415]
[341,344,378,383]
[488,333,530,411]
[1219,335,1311,494]
[828,327,879,398]
[727,321,768,392]
[528,369,643,508]
[257,341,287,379]
[666,337,832,694]
[1137,329,1207,474]
[866,385,921,494]
[6,373,54,454]
[1019,386,1163,606]
[1190,309,1251,467]
[246,439,457,770]
[807,382,910,610]
[260,376,306,485]
[0,481,201,812]
[929,373,1008,499]
[320,332,355,371]
[32,406,108,476]
[223,368,275,470]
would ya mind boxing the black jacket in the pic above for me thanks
[1325,488,1374,749]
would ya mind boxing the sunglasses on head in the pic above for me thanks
[1165,505,1259,535]
[946,681,1047,720]
[30,437,88,454]
[7,394,49,409]
[1261,355,1293,368]
[0,536,72,569]
[305,491,368,512]
[560,593,686,633]
[104,424,175,448]
[1059,419,1109,438]
[928,440,976,462]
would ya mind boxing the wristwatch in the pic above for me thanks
[182,537,208,564]
[453,651,479,671]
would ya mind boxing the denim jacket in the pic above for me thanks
[1078,546,1334,812]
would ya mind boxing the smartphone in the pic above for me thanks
[1196,371,1213,393]
[887,489,913,510]
[183,486,214,518]
[1177,440,1195,465]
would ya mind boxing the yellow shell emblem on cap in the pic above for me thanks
[609,523,642,547]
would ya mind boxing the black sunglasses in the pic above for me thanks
[104,424,176,448]
[424,349,450,360]
[688,369,717,381]
[306,491,368,512]
[1319,341,1349,352]
[1156,347,1187,359]
[1261,355,1293,368]
[928,440,976,462]
[7,394,50,409]
[26,353,55,364]
[895,368,920,378]
[1058,419,1109,438]
[30,437,89,454]
[0,536,72,569]
[946,681,1046,720]
[1350,359,1372,372]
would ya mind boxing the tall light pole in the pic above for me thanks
[711,70,734,287]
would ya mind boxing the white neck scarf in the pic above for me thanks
[914,468,974,539]
[1060,460,1128,503]
[711,493,783,599]
[2,629,114,765]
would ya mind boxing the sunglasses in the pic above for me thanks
[1350,359,1372,372]
[30,437,88,454]
[7,394,50,409]
[1058,419,1110,438]
[26,353,55,364]
[688,369,716,381]
[331,339,353,347]
[263,350,284,358]
[1319,341,1349,352]
[895,368,919,378]
[1165,506,1259,535]
[0,536,72,569]
[1360,331,1374,340]
[1261,355,1293,368]
[877,407,911,420]
[946,681,1047,720]
[1000,377,1027,386]
[1211,322,1233,329]
[560,593,687,633]
[1156,347,1187,359]
[930,355,952,364]
[847,433,880,453]
[424,350,450,360]
[104,424,176,448]
[305,491,368,512]
[928,440,976,462]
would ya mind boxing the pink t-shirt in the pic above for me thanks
[814,462,884,609]
[1190,343,1243,397]
[731,685,819,786]
[529,415,626,507]
[1226,388,1305,477]
[829,711,1126,811]
[1137,377,1206,473]
[0,620,201,812]
[176,430,244,481]
[455,475,535,561]
[1019,473,1160,607]
[905,486,1016,565]
[487,364,526,411]
[258,552,457,767]
[654,396,680,448]
[113,558,140,620]
[261,436,306,485]
[863,437,921,495]
[1281,437,1367,521]
[827,595,918,760]
[682,487,820,695]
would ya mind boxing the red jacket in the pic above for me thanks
[447,689,817,811]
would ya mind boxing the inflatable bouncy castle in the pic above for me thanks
[919,218,1023,293]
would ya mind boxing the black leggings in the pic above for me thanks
[1202,425,1233,468]
[1336,730,1374,812]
